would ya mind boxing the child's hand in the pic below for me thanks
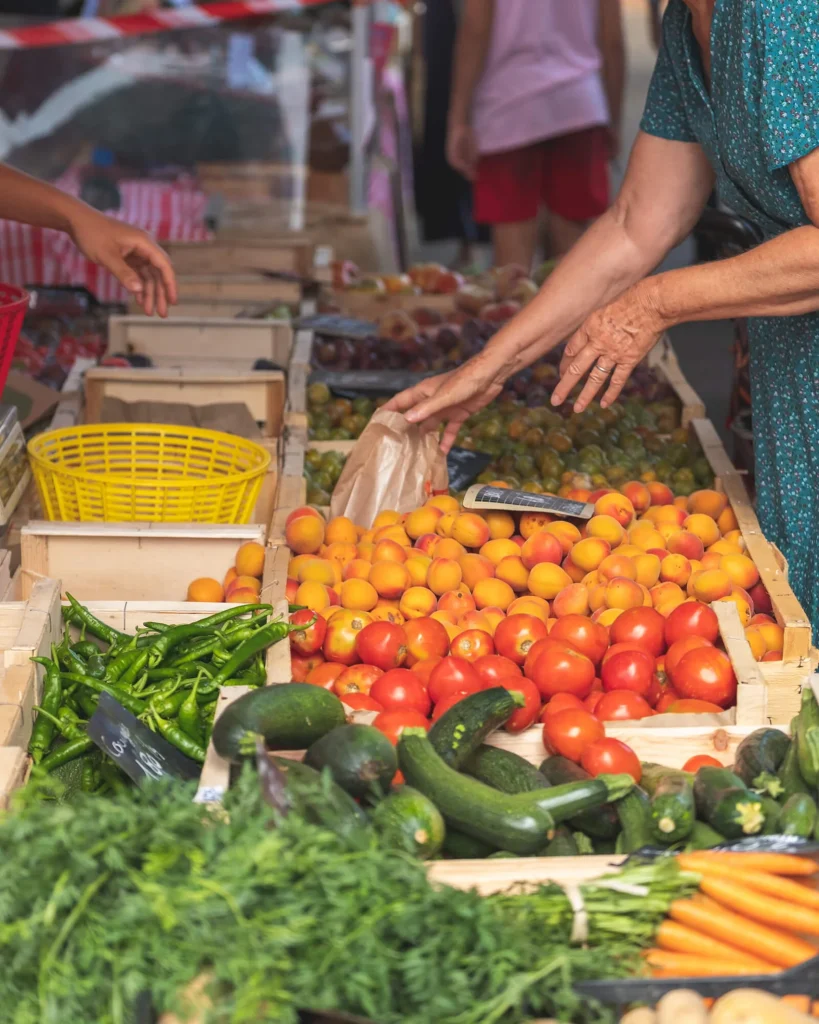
[68,208,177,316]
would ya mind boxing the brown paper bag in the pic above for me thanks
[330,410,448,526]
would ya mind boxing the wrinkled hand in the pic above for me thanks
[446,122,479,181]
[68,208,177,316]
[384,354,510,453]
[551,285,666,413]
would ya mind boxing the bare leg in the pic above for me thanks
[492,219,538,270]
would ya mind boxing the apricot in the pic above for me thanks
[295,580,332,612]
[621,480,651,514]
[473,577,515,611]
[339,578,379,611]
[628,524,666,553]
[749,582,773,614]
[484,510,516,539]
[618,544,649,560]
[655,505,688,528]
[633,553,662,589]
[594,607,624,627]
[699,552,722,571]
[458,553,494,590]
[368,560,411,600]
[187,577,224,603]
[285,506,324,528]
[413,533,439,556]
[660,553,692,586]
[357,541,375,562]
[520,511,555,539]
[674,496,690,511]
[719,553,759,590]
[572,537,611,572]
[650,579,685,606]
[223,566,238,591]
[668,530,705,561]
[718,586,754,627]
[708,538,744,557]
[297,558,336,587]
[552,583,590,618]
[717,505,739,534]
[373,539,407,564]
[426,494,460,514]
[594,492,635,527]
[605,576,644,610]
[437,587,476,619]
[359,529,376,545]
[756,620,784,653]
[370,600,406,626]
[324,516,357,546]
[599,553,637,582]
[684,513,721,548]
[647,482,674,506]
[404,505,442,540]
[507,596,550,621]
[286,513,325,555]
[405,555,432,587]
[587,514,625,547]
[374,524,411,548]
[520,530,564,570]
[451,512,491,549]
[285,577,299,602]
[495,555,530,592]
[545,520,582,553]
[688,489,728,520]
[459,610,493,633]
[587,582,608,613]
[226,587,260,605]
[480,538,521,566]
[744,625,767,661]
[344,558,372,582]
[723,529,747,550]
[426,557,463,596]
[657,523,684,547]
[480,606,507,635]
[562,554,587,583]
[690,569,733,602]
[324,542,359,569]
[527,562,573,601]
[435,512,457,537]
[398,586,438,620]
[435,537,467,560]
[430,612,459,641]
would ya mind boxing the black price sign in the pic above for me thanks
[463,484,595,521]
[295,313,377,339]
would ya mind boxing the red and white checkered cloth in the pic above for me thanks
[0,171,210,302]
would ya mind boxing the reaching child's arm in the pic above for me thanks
[0,163,176,317]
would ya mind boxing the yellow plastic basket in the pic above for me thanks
[28,423,271,524]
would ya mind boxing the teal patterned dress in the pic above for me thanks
[641,0,819,637]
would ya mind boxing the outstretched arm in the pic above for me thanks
[446,0,494,180]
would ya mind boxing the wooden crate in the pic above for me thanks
[326,288,454,320]
[286,330,314,414]
[163,239,317,279]
[107,317,293,372]
[126,299,281,319]
[176,274,302,306]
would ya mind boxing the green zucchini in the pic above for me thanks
[304,724,397,800]
[442,828,497,859]
[686,821,726,850]
[777,738,811,803]
[370,786,445,859]
[650,775,695,844]
[733,728,790,790]
[779,793,818,838]
[212,683,346,762]
[428,687,521,769]
[464,745,551,793]
[752,771,785,799]
[398,730,555,855]
[539,755,621,838]
[640,762,693,796]
[543,826,579,857]
[573,832,595,854]
[693,766,765,838]
[592,837,618,855]
[616,786,654,853]
[760,796,782,835]
[796,688,819,787]
[269,758,367,840]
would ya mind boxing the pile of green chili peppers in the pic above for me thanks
[27,593,299,790]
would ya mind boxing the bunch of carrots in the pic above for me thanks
[643,850,819,1008]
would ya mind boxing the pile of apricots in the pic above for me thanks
[284,482,784,725]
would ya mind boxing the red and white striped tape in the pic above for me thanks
[0,0,336,51]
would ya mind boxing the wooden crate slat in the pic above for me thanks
[712,600,768,725]
[0,746,27,808]
[176,274,301,304]
[287,330,314,414]
[646,334,706,426]
[163,239,314,277]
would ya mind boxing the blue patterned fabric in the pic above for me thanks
[641,0,819,637]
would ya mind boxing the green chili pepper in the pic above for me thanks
[144,606,270,666]
[118,649,149,689]
[98,761,128,794]
[207,621,290,689]
[85,654,108,680]
[178,673,206,747]
[149,688,190,719]
[39,736,95,773]
[27,656,63,763]
[151,709,206,763]
[71,640,99,661]
[62,673,146,716]
[81,756,101,792]
[56,645,88,675]
[147,661,214,682]
[32,705,85,741]
[105,647,143,684]
[64,594,129,647]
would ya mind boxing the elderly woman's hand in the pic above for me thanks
[550,284,667,413]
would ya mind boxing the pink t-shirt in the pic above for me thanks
[472,0,610,155]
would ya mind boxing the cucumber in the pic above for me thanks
[779,793,818,838]
[760,796,782,835]
[543,826,579,857]
[442,828,498,859]
[650,775,695,844]
[640,762,693,796]
[693,766,765,838]
[303,724,397,800]
[398,731,555,856]
[212,683,346,762]
[269,757,367,840]
[733,728,790,789]
[777,737,811,802]
[371,786,445,859]
[539,755,621,839]
[428,687,521,769]
[686,821,726,850]
[464,745,551,793]
[796,688,819,787]
[616,786,654,853]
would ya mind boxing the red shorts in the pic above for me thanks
[473,126,610,225]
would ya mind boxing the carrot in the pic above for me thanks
[669,898,817,968]
[699,875,819,937]
[678,851,818,876]
[644,949,777,976]
[655,919,780,971]
[678,853,819,910]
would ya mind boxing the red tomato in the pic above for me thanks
[682,754,723,772]
[305,661,344,689]
[333,663,384,696]
[355,621,408,671]
[473,654,521,687]
[609,607,666,658]
[290,609,327,656]
[581,738,642,783]
[672,647,737,708]
[403,617,450,665]
[493,614,549,665]
[594,690,654,722]
[583,690,604,715]
[528,641,596,700]
[449,628,495,663]
[291,651,324,682]
[549,615,609,665]
[664,601,720,646]
[371,669,432,716]
[541,693,585,721]
[340,692,385,712]
[373,709,430,744]
[666,635,714,679]
[490,675,542,732]
[655,687,681,713]
[392,770,405,787]
[431,690,472,721]
[410,655,443,688]
[427,656,482,705]
[666,698,727,714]
[523,636,569,679]
[601,642,647,668]
[542,709,604,762]
[600,648,655,698]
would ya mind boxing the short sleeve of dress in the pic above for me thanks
[760,0,819,170]
[640,6,697,143]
